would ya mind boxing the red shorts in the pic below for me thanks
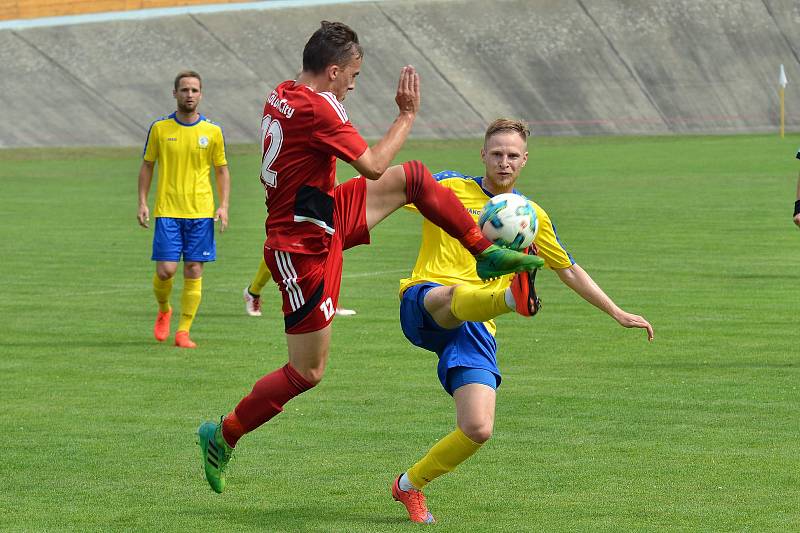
[265,177,370,334]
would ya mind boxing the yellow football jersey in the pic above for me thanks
[399,171,574,333]
[143,113,227,218]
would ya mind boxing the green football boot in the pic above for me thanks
[475,244,544,280]
[197,419,233,494]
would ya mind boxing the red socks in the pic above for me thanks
[402,160,492,255]
[222,363,314,447]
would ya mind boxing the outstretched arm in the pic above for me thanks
[137,160,155,228]
[350,65,420,180]
[556,263,654,341]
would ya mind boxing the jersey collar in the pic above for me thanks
[170,112,205,127]
[474,176,522,198]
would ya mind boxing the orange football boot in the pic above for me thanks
[509,268,542,317]
[391,476,435,524]
[154,308,172,342]
[174,330,197,349]
[509,244,543,317]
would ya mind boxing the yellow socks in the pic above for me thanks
[153,274,173,313]
[450,284,512,323]
[249,258,272,296]
[177,277,202,332]
[407,427,483,489]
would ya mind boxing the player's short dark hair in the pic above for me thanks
[174,70,202,90]
[484,118,531,144]
[302,21,363,74]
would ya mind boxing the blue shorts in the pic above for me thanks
[152,217,216,262]
[400,282,500,395]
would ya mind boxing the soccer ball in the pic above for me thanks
[478,193,538,251]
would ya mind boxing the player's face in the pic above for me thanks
[330,54,362,102]
[481,131,528,194]
[174,77,202,114]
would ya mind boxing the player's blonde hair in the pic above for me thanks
[174,70,202,90]
[484,118,530,145]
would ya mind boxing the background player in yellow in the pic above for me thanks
[389,119,654,524]
[136,70,230,348]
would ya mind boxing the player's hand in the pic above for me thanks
[794,213,800,228]
[137,205,150,228]
[215,207,228,233]
[395,65,420,116]
[615,311,654,342]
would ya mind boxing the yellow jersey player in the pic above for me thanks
[389,118,654,524]
[136,70,230,348]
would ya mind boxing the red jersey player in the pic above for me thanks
[197,21,543,496]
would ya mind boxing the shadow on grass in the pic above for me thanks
[180,501,408,530]
[608,361,797,369]
[725,273,799,280]
[2,339,157,348]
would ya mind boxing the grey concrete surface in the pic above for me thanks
[0,0,798,147]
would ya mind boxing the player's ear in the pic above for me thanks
[327,64,339,81]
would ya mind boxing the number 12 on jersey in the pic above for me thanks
[260,114,283,189]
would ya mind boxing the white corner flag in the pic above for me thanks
[780,65,788,138]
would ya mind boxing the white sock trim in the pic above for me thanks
[504,287,516,311]
[399,472,415,492]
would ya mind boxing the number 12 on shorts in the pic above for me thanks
[320,297,335,321]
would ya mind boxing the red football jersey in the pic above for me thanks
[260,80,368,255]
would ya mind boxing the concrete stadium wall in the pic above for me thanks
[0,0,798,147]
[0,0,245,21]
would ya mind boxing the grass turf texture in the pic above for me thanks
[2,134,799,531]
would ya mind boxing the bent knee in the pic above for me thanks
[460,423,493,444]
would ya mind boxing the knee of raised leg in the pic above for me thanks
[462,423,493,444]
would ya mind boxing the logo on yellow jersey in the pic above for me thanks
[198,136,209,148]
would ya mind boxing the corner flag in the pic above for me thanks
[780,64,788,138]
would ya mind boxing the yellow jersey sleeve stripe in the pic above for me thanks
[142,115,170,161]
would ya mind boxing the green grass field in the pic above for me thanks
[2,134,799,532]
